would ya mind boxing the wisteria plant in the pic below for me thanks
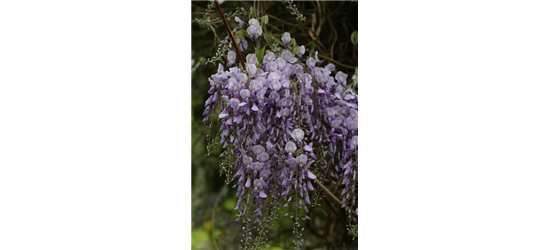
[201,2,358,249]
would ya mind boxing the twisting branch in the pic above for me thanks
[214,0,246,68]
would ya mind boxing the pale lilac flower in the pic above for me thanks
[246,64,257,78]
[251,162,262,171]
[296,154,308,165]
[298,45,305,59]
[263,52,276,63]
[243,155,253,165]
[291,128,305,141]
[228,98,240,108]
[306,57,316,69]
[335,71,348,85]
[237,37,248,51]
[249,18,260,27]
[252,145,265,155]
[324,63,335,71]
[285,141,297,154]
[235,16,244,29]
[257,152,270,162]
[246,53,258,65]
[246,19,262,42]
[281,32,291,46]
[240,89,251,99]
[269,79,281,91]
[259,169,271,179]
[227,51,236,67]
[280,50,297,63]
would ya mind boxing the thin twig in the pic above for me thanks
[317,54,356,69]
[214,0,246,68]
[314,179,358,217]
[209,26,221,43]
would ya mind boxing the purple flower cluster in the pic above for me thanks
[203,15,358,231]
[246,18,263,42]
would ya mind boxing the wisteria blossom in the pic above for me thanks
[202,12,358,249]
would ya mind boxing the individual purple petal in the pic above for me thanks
[306,57,316,68]
[249,18,260,26]
[314,51,323,64]
[331,119,342,129]
[269,79,281,91]
[285,141,297,154]
[268,71,280,81]
[246,63,257,77]
[281,78,292,89]
[324,63,336,71]
[259,169,271,179]
[259,191,267,198]
[227,51,236,67]
[233,116,242,124]
[297,154,308,165]
[263,52,275,63]
[229,98,240,108]
[240,89,251,99]
[251,162,263,171]
[307,181,314,190]
[281,32,291,46]
[298,45,305,56]
[306,170,317,180]
[246,25,258,40]
[251,104,259,111]
[243,155,253,165]
[254,178,266,189]
[257,152,270,162]
[218,111,228,119]
[245,178,251,188]
[252,145,265,155]
[246,53,258,65]
[286,157,297,166]
[238,37,248,50]
[335,71,348,85]
[291,128,305,141]
[275,57,286,69]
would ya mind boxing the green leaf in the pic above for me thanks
[351,31,358,45]
[290,38,298,55]
[260,15,269,26]
[248,7,254,19]
[256,45,266,63]
[235,29,247,39]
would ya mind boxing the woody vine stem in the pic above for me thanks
[214,0,246,68]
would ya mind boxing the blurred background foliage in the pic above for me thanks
[192,1,358,249]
